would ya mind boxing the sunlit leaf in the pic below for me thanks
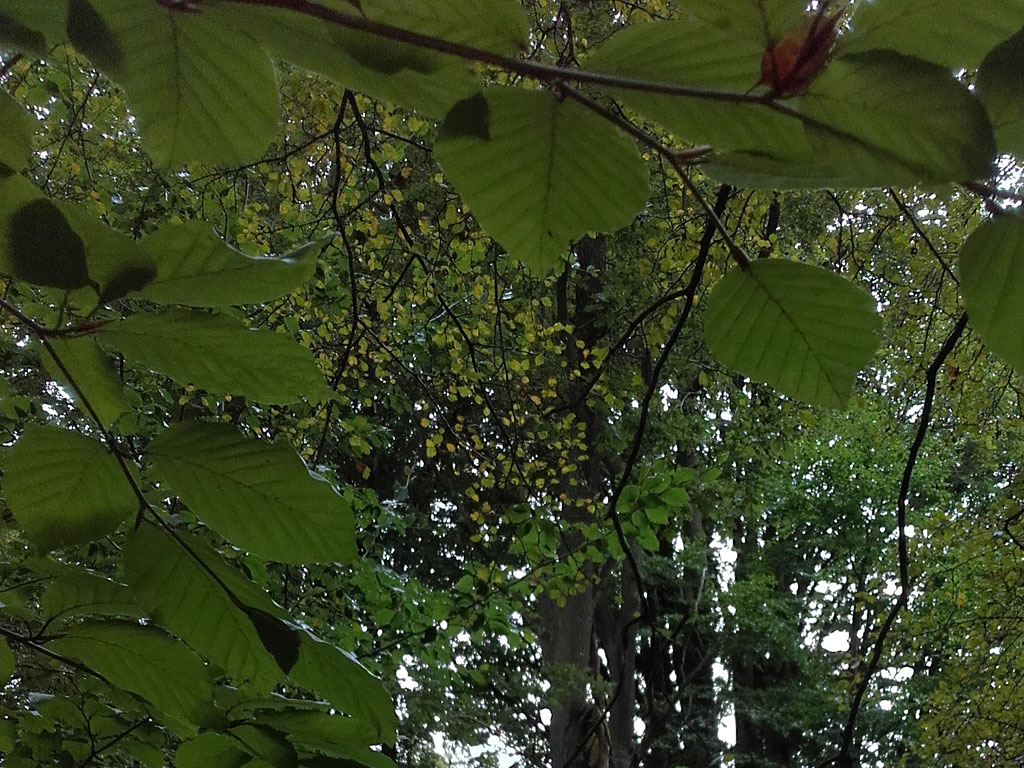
[0,0,66,53]
[0,91,35,172]
[47,620,220,735]
[69,0,279,168]
[147,421,356,564]
[96,310,329,404]
[960,213,1024,374]
[977,28,1024,159]
[290,632,397,745]
[176,732,251,768]
[125,524,284,691]
[137,221,320,307]
[704,260,881,407]
[841,0,1024,70]
[41,336,128,427]
[2,425,137,550]
[256,708,387,761]
[435,88,649,272]
[214,2,476,118]
[363,0,528,55]
[587,21,994,187]
[58,202,156,305]
[39,568,143,623]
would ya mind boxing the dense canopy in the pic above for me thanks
[1,2,1024,768]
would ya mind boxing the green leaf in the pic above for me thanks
[176,732,251,768]
[644,504,669,526]
[41,336,128,427]
[69,0,279,169]
[230,724,298,768]
[584,15,809,153]
[137,221,320,306]
[0,638,13,685]
[290,632,397,745]
[707,50,996,187]
[660,487,690,508]
[840,0,1024,70]
[588,15,994,188]
[66,0,122,70]
[96,309,329,404]
[256,708,382,759]
[47,620,219,734]
[213,3,476,118]
[147,421,356,564]
[959,213,1024,374]
[125,524,284,691]
[4,198,89,289]
[362,0,528,55]
[793,52,994,186]
[2,424,137,550]
[704,260,881,408]
[57,202,157,304]
[39,568,144,623]
[0,91,35,172]
[977,27,1024,159]
[435,88,649,273]
[0,0,66,54]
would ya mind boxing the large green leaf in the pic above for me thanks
[977,28,1024,159]
[2,193,153,299]
[2,424,137,550]
[230,724,298,768]
[125,524,284,691]
[435,88,649,272]
[362,0,528,55]
[0,0,67,53]
[960,213,1024,374]
[57,202,156,305]
[47,620,219,734]
[587,16,994,188]
[176,732,251,768]
[796,52,994,185]
[841,0,1024,70]
[0,91,35,172]
[213,3,476,118]
[137,221,320,307]
[96,309,329,404]
[147,421,356,564]
[704,260,882,408]
[290,632,397,745]
[68,0,279,169]
[39,568,143,623]
[584,14,808,154]
[257,708,395,767]
[41,336,128,427]
[706,49,996,187]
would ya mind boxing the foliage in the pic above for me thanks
[0,1,1023,768]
